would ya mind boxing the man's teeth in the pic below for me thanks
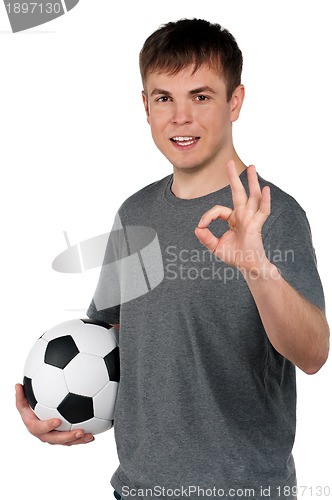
[172,136,198,146]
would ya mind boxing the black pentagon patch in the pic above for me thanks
[81,318,111,329]
[58,393,94,424]
[104,347,120,382]
[45,335,79,369]
[23,376,37,410]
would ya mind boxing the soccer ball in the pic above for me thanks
[23,318,120,435]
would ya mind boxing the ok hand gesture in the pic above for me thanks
[195,160,274,279]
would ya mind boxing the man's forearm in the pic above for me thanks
[244,263,330,374]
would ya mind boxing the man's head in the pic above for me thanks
[139,18,243,103]
[140,19,245,176]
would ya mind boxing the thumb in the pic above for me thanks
[194,227,219,254]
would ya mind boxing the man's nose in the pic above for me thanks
[171,102,193,125]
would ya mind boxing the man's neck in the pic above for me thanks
[170,155,247,200]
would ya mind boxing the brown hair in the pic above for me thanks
[139,18,243,102]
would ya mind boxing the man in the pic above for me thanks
[16,18,329,500]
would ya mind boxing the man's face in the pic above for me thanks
[142,64,244,173]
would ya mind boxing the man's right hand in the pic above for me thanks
[15,383,95,445]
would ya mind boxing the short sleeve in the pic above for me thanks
[263,208,325,311]
[86,212,123,325]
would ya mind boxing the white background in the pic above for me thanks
[1,0,331,499]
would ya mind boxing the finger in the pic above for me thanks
[197,205,232,229]
[15,383,28,412]
[15,383,95,445]
[27,415,63,436]
[255,186,271,224]
[65,435,95,446]
[247,164,261,211]
[227,160,248,207]
[67,433,95,445]
[194,227,220,254]
[39,429,94,446]
[16,384,62,433]
[15,383,44,422]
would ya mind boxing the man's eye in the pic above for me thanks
[156,96,171,102]
[195,95,209,101]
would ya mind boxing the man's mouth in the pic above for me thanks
[170,136,200,147]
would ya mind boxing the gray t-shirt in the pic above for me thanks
[87,170,325,500]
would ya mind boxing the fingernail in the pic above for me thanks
[75,431,83,438]
[198,218,204,228]
[84,436,94,443]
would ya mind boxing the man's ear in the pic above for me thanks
[142,91,150,124]
[230,84,245,123]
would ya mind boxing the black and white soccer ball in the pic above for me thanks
[23,318,120,435]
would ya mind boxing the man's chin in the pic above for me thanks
[171,161,207,173]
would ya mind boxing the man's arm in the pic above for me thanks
[195,161,330,374]
[244,263,329,374]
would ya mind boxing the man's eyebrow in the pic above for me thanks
[150,88,171,97]
[150,86,217,97]
[189,86,217,94]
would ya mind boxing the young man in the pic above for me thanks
[16,19,329,500]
